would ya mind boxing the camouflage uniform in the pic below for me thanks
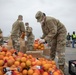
[0,29,3,46]
[11,15,25,52]
[26,26,35,51]
[35,11,67,72]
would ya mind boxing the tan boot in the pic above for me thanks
[59,65,65,73]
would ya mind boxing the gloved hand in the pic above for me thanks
[39,39,45,43]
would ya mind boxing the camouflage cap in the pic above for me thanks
[35,11,43,22]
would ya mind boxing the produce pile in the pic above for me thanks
[0,46,64,75]
[33,39,45,50]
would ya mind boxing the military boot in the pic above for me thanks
[59,65,65,74]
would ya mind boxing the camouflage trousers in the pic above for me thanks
[50,33,66,66]
[27,38,34,51]
[0,38,3,46]
[27,45,34,51]
[11,36,20,52]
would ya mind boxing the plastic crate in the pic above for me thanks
[69,60,76,75]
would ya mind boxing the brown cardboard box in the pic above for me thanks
[26,51,44,58]
[43,49,50,56]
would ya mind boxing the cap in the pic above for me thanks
[35,11,43,22]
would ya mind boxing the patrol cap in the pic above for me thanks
[35,11,44,22]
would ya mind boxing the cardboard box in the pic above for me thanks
[26,51,44,58]
[43,49,50,56]
[69,60,76,75]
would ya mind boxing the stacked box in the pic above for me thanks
[69,60,76,75]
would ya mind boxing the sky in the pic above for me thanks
[0,0,76,39]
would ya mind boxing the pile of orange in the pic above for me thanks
[0,46,63,75]
[34,39,45,50]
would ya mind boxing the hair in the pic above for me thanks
[18,15,23,20]
[25,22,29,26]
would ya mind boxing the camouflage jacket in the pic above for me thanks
[41,16,67,41]
[11,20,25,37]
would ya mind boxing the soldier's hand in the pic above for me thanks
[21,32,25,39]
[39,39,45,43]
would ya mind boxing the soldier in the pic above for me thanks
[35,11,67,73]
[0,29,3,46]
[11,15,25,52]
[25,22,35,51]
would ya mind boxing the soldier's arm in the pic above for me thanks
[41,34,46,39]
[44,21,57,41]
[27,27,32,33]
[20,22,25,32]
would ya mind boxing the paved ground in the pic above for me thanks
[65,46,76,75]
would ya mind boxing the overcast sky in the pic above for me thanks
[0,0,76,39]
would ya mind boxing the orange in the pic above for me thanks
[21,57,26,62]
[0,55,4,60]
[52,65,57,70]
[11,65,16,68]
[28,69,34,75]
[42,61,47,65]
[51,60,56,65]
[21,62,26,68]
[22,70,27,75]
[28,55,33,59]
[6,51,12,56]
[53,71,59,75]
[14,61,20,67]
[36,60,42,66]
[10,48,15,53]
[0,60,4,67]
[15,57,21,62]
[18,52,23,57]
[33,72,39,75]
[0,51,6,56]
[3,56,9,60]
[7,59,14,67]
[56,69,61,74]
[48,67,53,72]
[24,54,27,57]
[32,62,36,66]
[42,72,48,75]
[43,64,50,71]
[26,60,31,67]
[0,67,3,71]
[40,44,44,47]
[41,47,44,50]
[0,70,3,75]
[34,69,40,75]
